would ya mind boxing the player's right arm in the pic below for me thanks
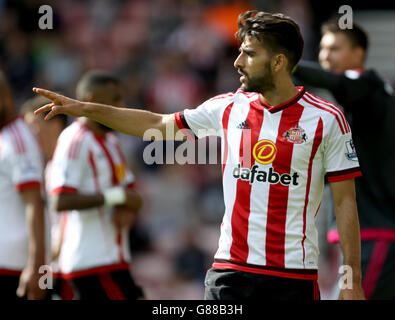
[33,88,179,140]
[53,189,142,213]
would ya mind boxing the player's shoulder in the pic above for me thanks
[56,121,91,157]
[2,117,40,155]
[59,121,89,141]
[208,89,259,103]
[300,90,350,134]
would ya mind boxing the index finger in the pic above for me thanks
[33,103,54,116]
[32,87,61,101]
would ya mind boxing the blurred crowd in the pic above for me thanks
[0,0,394,299]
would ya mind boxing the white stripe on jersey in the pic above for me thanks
[216,93,252,261]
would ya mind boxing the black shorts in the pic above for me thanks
[69,269,144,300]
[0,275,23,300]
[0,274,50,300]
[361,240,395,300]
[204,268,320,300]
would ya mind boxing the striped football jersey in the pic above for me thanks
[0,117,44,271]
[49,120,136,278]
[175,87,361,279]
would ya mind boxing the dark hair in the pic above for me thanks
[236,10,304,72]
[76,70,120,101]
[20,95,68,127]
[321,20,368,51]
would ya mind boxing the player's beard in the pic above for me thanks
[240,61,275,93]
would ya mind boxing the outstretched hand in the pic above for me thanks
[33,88,85,120]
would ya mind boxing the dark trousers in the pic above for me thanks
[361,240,395,300]
[69,269,143,300]
[204,268,320,300]
[0,275,23,300]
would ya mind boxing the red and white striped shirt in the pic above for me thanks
[175,87,361,280]
[49,121,136,278]
[0,117,44,272]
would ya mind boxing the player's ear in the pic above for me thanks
[85,92,95,103]
[271,53,286,72]
[352,46,365,64]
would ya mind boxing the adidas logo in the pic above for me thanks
[237,120,250,129]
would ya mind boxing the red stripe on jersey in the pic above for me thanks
[327,167,361,182]
[60,262,130,280]
[174,112,196,141]
[9,124,24,154]
[221,103,234,174]
[301,95,346,135]
[229,104,264,263]
[174,111,185,129]
[126,182,135,189]
[211,260,318,280]
[15,181,41,191]
[114,141,127,166]
[93,135,118,185]
[51,186,78,195]
[259,87,305,113]
[88,150,101,191]
[327,167,362,182]
[305,92,350,133]
[265,104,304,268]
[14,122,26,153]
[0,268,22,276]
[328,170,362,182]
[68,127,85,159]
[301,118,323,266]
[209,92,234,101]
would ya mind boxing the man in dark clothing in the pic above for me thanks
[293,20,395,300]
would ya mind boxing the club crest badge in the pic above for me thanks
[282,125,308,144]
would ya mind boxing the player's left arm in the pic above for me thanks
[17,187,47,300]
[330,178,365,300]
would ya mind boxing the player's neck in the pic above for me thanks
[78,118,107,137]
[259,76,299,107]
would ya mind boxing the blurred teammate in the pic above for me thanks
[34,11,365,300]
[46,71,144,300]
[293,20,395,300]
[21,96,71,299]
[0,71,46,300]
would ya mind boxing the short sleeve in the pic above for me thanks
[49,133,88,195]
[10,128,44,191]
[324,126,362,182]
[174,93,234,140]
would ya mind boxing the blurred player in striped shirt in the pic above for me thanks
[0,71,47,300]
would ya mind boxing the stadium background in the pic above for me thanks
[1,0,394,299]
